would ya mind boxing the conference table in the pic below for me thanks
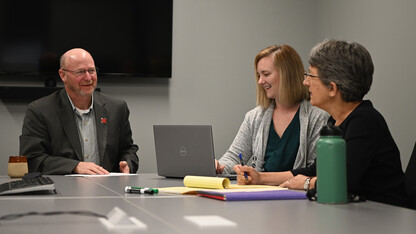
[0,173,415,234]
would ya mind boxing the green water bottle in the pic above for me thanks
[316,124,347,204]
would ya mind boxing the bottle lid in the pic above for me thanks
[320,124,343,136]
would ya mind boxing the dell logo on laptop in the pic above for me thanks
[179,146,188,157]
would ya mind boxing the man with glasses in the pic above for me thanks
[19,48,139,175]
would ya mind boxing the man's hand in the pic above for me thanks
[119,161,130,174]
[73,162,109,175]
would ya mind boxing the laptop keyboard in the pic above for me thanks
[0,177,55,195]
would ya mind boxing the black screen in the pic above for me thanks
[0,0,172,80]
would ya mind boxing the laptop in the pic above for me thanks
[153,125,236,179]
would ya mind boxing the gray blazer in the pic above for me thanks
[19,89,139,174]
[218,100,329,174]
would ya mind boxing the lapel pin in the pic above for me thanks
[101,117,107,124]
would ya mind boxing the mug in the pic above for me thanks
[8,156,29,178]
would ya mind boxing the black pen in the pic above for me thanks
[124,186,155,195]
[239,154,248,182]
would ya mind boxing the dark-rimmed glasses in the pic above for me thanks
[304,72,320,80]
[62,67,98,77]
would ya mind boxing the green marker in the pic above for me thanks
[125,186,159,194]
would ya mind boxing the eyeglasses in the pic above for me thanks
[62,67,98,77]
[304,72,319,80]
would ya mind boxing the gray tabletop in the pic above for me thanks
[0,174,415,234]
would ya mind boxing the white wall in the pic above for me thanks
[0,0,414,174]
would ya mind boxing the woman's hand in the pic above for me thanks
[215,159,225,174]
[280,174,314,190]
[233,164,261,185]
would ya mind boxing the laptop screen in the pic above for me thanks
[153,125,217,178]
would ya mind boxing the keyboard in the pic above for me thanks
[0,177,55,195]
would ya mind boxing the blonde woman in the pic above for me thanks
[216,45,328,175]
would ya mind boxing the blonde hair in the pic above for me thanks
[254,44,308,109]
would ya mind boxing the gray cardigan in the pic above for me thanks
[218,100,329,174]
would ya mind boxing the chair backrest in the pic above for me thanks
[405,141,416,209]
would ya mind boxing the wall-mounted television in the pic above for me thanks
[0,0,173,85]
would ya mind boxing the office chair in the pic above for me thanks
[405,141,416,209]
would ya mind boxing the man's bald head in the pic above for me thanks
[60,48,94,69]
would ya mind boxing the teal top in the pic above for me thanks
[264,108,300,172]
